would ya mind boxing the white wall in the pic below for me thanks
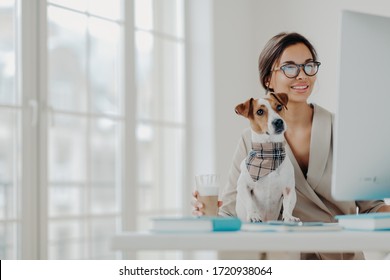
[213,0,259,187]
[186,0,215,181]
[210,0,390,188]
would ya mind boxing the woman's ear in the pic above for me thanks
[265,76,273,92]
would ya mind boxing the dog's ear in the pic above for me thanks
[235,98,254,118]
[270,92,288,110]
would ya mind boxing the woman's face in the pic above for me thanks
[268,43,317,104]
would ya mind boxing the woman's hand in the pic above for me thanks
[191,190,223,216]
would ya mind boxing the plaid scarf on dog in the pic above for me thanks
[245,142,286,182]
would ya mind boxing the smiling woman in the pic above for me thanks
[193,32,388,260]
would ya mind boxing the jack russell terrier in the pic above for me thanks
[235,93,300,223]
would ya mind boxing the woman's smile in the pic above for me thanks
[291,83,309,93]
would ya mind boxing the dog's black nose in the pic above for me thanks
[273,118,285,133]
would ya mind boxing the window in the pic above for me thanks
[0,0,20,259]
[0,0,186,259]
[46,0,124,259]
[134,0,185,259]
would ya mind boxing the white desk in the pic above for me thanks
[112,230,390,253]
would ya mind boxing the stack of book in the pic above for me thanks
[150,216,242,233]
[150,213,390,232]
[336,213,390,231]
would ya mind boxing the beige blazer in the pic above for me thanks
[219,104,386,260]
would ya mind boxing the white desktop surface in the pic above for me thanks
[112,230,390,253]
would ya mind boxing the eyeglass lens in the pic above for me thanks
[281,62,320,78]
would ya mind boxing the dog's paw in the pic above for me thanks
[283,215,300,222]
[247,212,263,223]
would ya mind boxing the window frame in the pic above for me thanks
[3,0,187,259]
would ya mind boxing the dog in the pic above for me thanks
[235,92,300,223]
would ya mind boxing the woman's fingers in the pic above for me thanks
[191,199,204,209]
[192,209,204,216]
[192,190,199,198]
[191,190,204,216]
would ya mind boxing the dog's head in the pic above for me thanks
[235,92,289,136]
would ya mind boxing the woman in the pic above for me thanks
[193,32,390,260]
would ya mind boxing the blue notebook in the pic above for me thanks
[151,216,242,232]
[335,213,390,231]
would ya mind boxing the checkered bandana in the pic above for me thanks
[245,142,286,182]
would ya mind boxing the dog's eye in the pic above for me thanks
[276,104,283,111]
[256,109,264,116]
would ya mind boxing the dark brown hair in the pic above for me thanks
[258,32,318,91]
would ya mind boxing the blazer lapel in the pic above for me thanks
[285,104,333,215]
[306,104,332,190]
[286,143,331,214]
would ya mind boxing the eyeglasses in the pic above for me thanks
[273,61,321,78]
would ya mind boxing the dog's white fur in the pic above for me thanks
[235,93,299,222]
